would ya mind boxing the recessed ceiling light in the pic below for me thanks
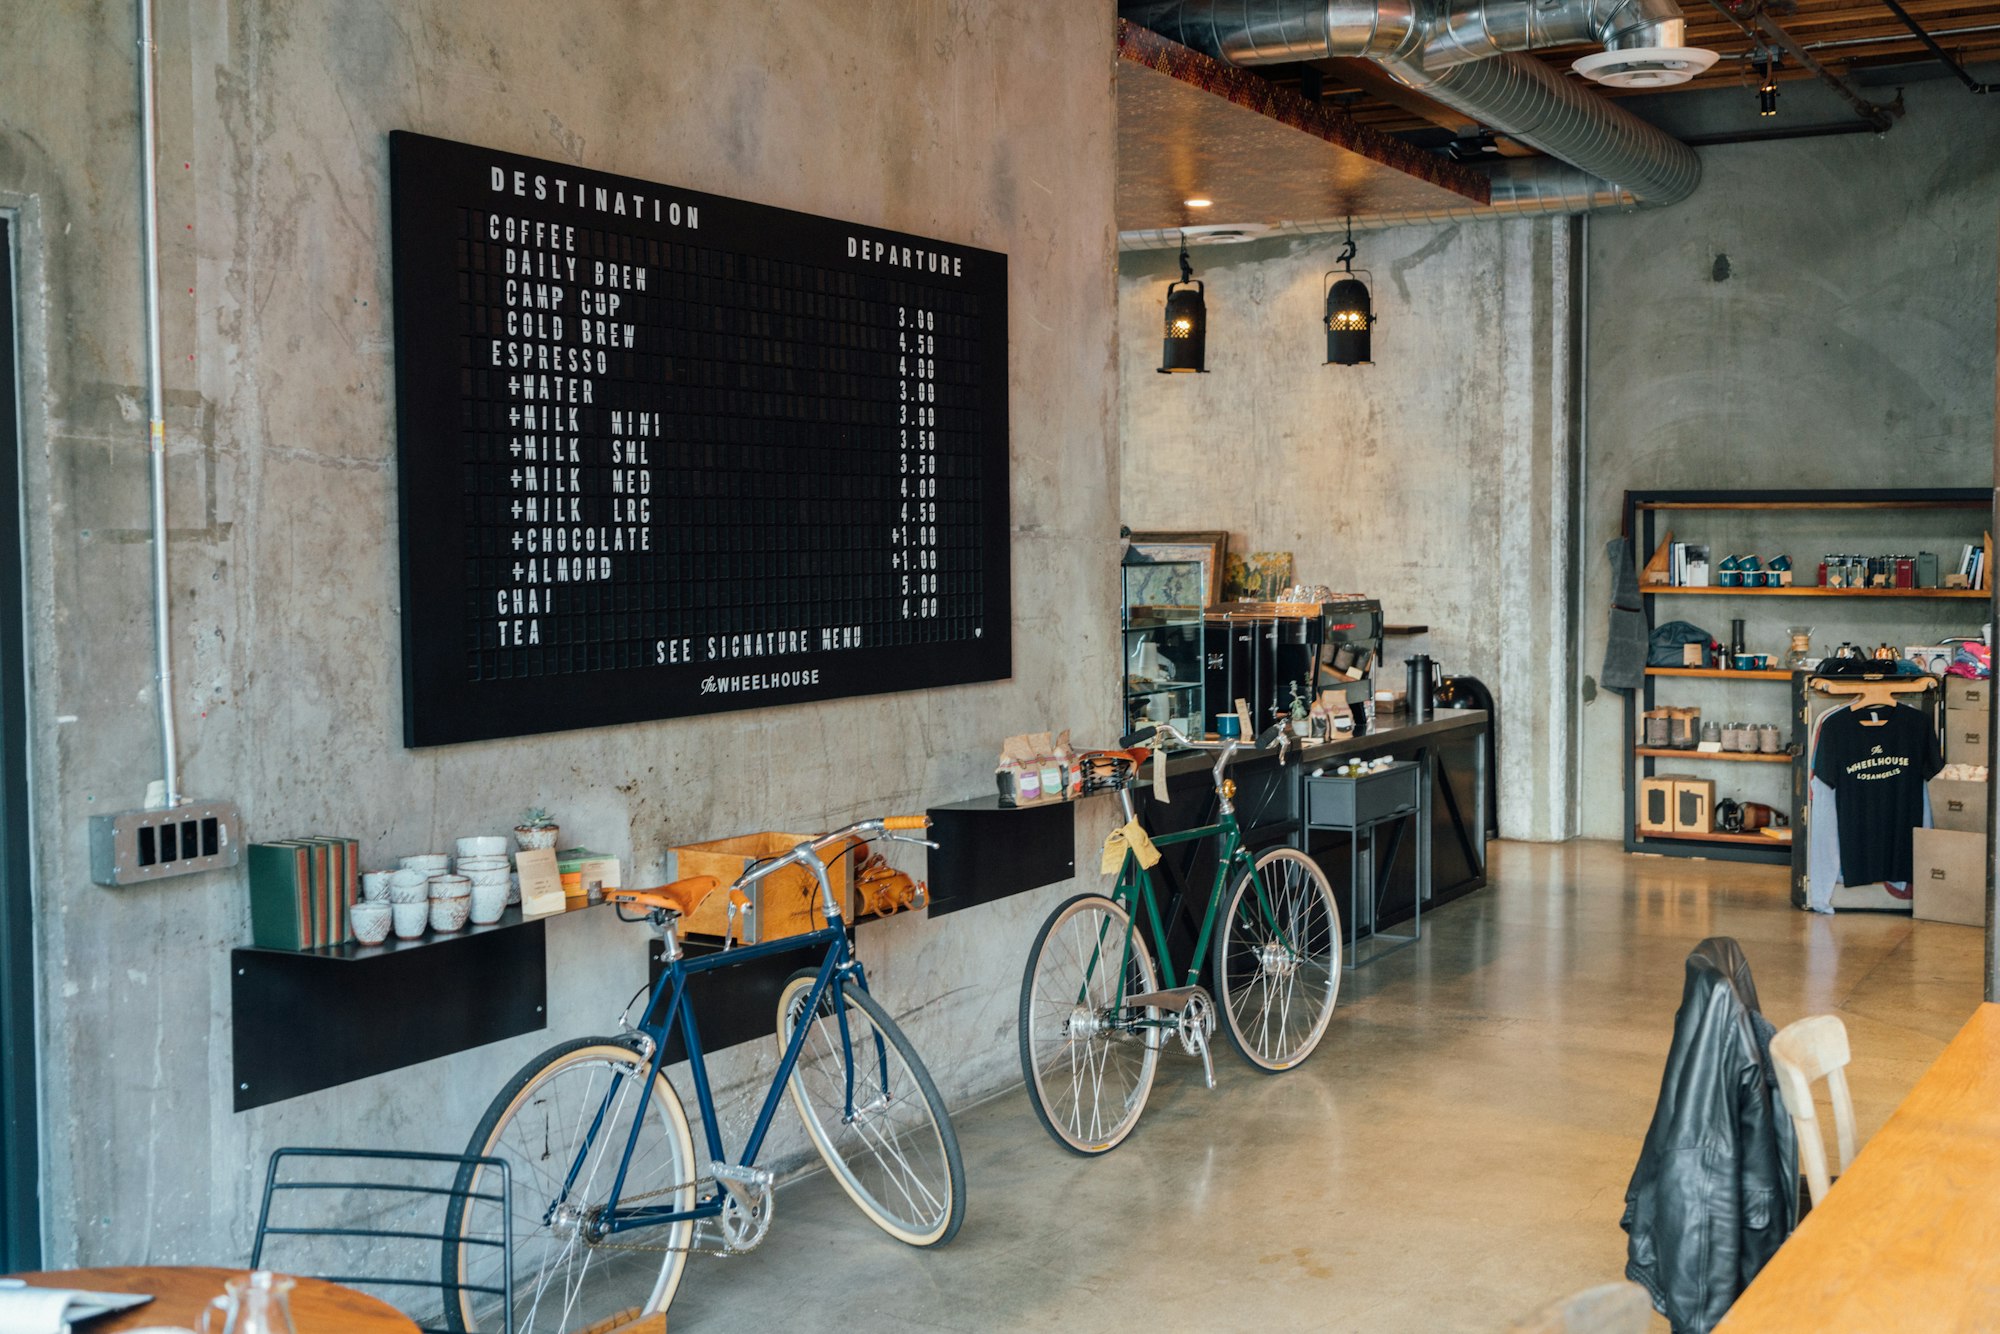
[1184,198,1213,208]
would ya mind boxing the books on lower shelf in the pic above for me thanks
[248,836,358,950]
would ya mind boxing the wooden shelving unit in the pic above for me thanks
[1638,829,1792,848]
[1634,747,1791,764]
[1621,486,1990,867]
[1646,667,1791,681]
[1646,586,1985,599]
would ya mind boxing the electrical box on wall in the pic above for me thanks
[89,799,242,886]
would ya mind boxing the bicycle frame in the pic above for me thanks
[1112,808,1251,994]
[568,921,878,1238]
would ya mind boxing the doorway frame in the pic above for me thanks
[0,213,42,1271]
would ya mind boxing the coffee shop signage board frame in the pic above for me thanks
[389,132,1012,746]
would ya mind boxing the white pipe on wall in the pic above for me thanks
[136,0,180,808]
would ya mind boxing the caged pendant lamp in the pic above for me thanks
[1158,233,1208,374]
[1323,217,1376,367]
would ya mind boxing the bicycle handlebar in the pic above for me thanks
[731,818,918,895]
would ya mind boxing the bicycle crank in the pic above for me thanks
[709,1162,775,1253]
[1125,986,1217,1089]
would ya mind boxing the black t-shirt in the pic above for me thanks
[1812,705,1943,885]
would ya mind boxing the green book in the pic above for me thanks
[246,842,312,951]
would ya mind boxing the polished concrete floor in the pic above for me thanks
[659,840,1987,1331]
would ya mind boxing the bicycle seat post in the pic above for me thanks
[655,909,683,963]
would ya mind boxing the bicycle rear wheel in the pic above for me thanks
[1216,847,1341,1072]
[444,1038,697,1332]
[1018,892,1161,1155]
[776,971,965,1246]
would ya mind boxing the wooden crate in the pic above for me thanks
[672,831,853,943]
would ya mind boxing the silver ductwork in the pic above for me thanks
[1119,0,1703,210]
[1118,160,1630,249]
[1423,0,1685,69]
[1389,53,1699,204]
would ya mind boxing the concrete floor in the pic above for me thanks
[656,840,1987,1331]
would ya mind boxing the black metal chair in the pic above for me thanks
[250,1147,513,1334]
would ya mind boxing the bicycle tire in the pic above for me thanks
[1215,846,1342,1072]
[1017,892,1161,1155]
[443,1037,697,1332]
[776,971,966,1246]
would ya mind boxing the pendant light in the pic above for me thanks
[1757,54,1779,116]
[1323,217,1375,367]
[1158,233,1208,374]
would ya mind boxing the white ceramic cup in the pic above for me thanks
[470,880,508,925]
[429,873,471,899]
[430,892,471,933]
[466,867,511,888]
[455,855,509,874]
[391,900,428,939]
[457,835,509,859]
[360,870,394,902]
[349,900,392,945]
[388,869,429,903]
[400,853,450,874]
[507,873,521,906]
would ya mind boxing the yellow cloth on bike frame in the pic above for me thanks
[1101,819,1162,875]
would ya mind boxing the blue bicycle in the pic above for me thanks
[442,818,965,1332]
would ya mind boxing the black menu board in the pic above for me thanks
[389,132,1010,745]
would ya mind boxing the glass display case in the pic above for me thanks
[1121,558,1207,739]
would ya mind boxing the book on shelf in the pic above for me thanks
[246,835,358,950]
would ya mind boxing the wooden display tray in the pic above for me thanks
[1646,667,1793,681]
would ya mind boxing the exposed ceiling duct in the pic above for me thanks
[1117,0,1707,226]
[1118,159,1627,249]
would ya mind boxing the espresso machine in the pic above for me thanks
[1203,595,1383,733]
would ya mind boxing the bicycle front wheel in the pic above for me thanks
[1018,892,1161,1155]
[445,1038,698,1332]
[776,971,966,1246]
[1216,847,1342,1072]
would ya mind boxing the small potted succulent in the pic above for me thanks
[514,806,561,851]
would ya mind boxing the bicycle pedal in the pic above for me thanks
[1177,991,1217,1089]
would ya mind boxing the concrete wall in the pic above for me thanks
[1119,220,1579,840]
[1577,85,2000,839]
[2,0,1119,1264]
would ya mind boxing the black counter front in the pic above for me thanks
[1135,711,1489,974]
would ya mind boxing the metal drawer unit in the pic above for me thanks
[1301,758,1430,967]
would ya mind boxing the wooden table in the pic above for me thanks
[8,1266,418,1333]
[1721,1002,2000,1331]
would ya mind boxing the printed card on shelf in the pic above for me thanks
[516,847,567,919]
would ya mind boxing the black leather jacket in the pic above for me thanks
[1622,938,1799,1333]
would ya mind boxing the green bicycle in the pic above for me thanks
[1017,724,1342,1154]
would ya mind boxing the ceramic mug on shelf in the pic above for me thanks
[387,869,429,904]
[359,870,394,902]
[349,899,392,946]
[470,880,507,925]
[430,892,472,933]
[428,873,471,899]
[391,900,429,939]
[457,835,509,859]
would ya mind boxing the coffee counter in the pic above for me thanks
[1138,710,1490,964]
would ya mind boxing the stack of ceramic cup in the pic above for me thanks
[455,836,513,925]
[350,871,395,945]
[348,839,520,945]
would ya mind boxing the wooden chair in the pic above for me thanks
[1769,1014,1859,1208]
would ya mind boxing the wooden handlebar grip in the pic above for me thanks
[883,815,930,831]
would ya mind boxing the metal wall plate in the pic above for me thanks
[88,799,242,886]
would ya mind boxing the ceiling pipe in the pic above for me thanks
[1703,0,1898,128]
[1118,0,1704,209]
[1874,0,1998,94]
[1118,160,1632,249]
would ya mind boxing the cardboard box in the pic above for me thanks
[1912,827,1987,927]
[1946,716,1989,768]
[1639,775,1690,834]
[1930,778,1989,835]
[1945,676,1988,712]
[1672,777,1715,834]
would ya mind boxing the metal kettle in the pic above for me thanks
[1406,654,1440,724]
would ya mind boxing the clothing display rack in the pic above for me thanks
[1799,670,1943,913]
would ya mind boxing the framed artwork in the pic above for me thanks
[1126,530,1229,607]
[1226,551,1295,602]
